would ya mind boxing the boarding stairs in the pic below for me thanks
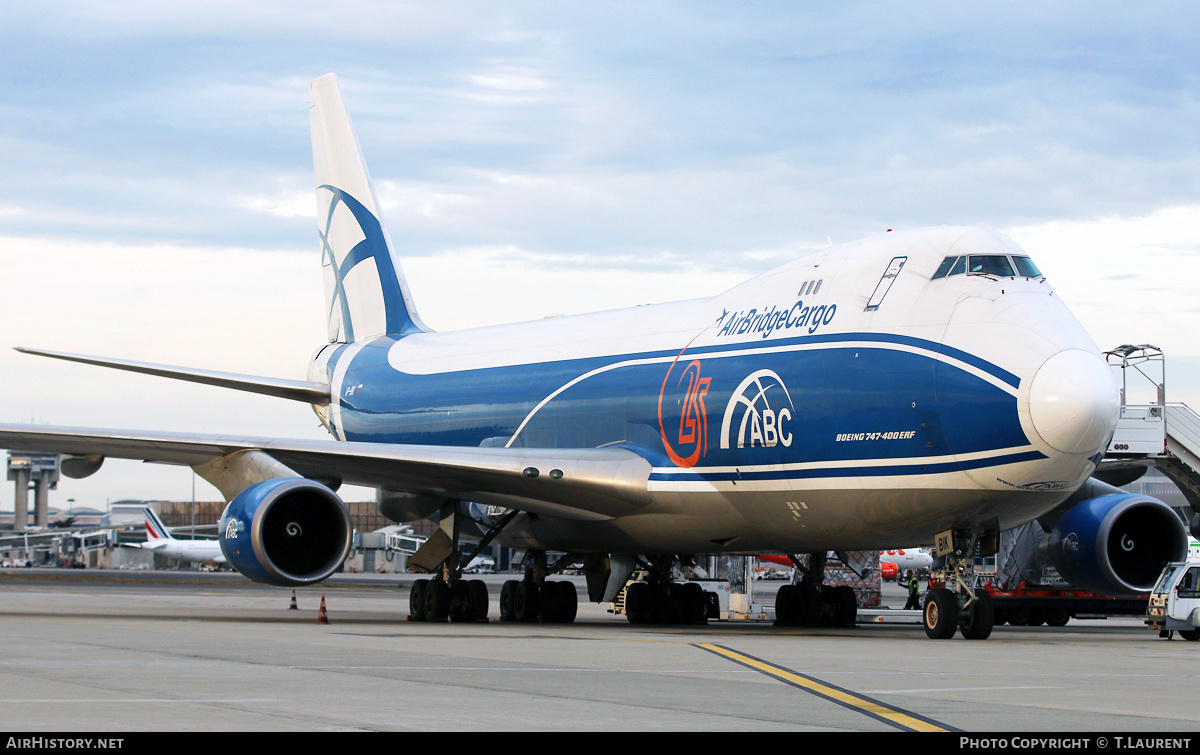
[1104,346,1200,514]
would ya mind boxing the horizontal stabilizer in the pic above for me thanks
[15,348,330,405]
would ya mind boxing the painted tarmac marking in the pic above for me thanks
[694,643,957,732]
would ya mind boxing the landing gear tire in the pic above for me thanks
[499,580,519,621]
[773,582,828,627]
[409,579,428,621]
[448,580,473,622]
[649,583,671,624]
[514,581,541,622]
[774,584,799,626]
[833,585,858,627]
[819,585,837,627]
[538,580,578,623]
[959,588,994,640]
[676,581,707,624]
[924,588,960,640]
[554,580,579,624]
[625,582,651,625]
[469,579,489,621]
[798,583,822,626]
[626,580,706,625]
[425,579,450,621]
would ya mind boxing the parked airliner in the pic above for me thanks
[135,507,226,565]
[0,74,1188,640]
[881,549,933,581]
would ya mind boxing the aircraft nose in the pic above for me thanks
[1027,349,1119,454]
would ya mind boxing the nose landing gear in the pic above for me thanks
[925,529,996,640]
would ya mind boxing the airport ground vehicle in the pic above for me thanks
[972,521,1151,627]
[981,582,1148,627]
[1146,561,1200,640]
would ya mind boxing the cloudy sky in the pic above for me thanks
[1,2,1198,510]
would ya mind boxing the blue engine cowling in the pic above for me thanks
[218,477,352,587]
[1046,493,1188,596]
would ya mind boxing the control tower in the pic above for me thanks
[6,453,60,531]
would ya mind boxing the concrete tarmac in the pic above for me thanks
[0,570,1196,732]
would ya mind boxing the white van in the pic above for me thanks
[1146,561,1200,641]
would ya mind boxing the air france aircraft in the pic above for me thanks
[135,507,226,565]
[1,74,1189,640]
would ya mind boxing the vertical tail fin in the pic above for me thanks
[144,507,173,541]
[308,74,428,342]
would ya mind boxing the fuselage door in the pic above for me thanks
[865,256,907,311]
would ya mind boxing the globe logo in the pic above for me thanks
[720,369,795,449]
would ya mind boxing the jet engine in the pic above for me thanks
[1045,493,1188,596]
[218,477,352,587]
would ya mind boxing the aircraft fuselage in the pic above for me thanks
[310,225,1117,555]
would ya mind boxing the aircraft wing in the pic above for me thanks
[0,424,652,522]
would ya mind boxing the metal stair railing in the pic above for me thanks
[1163,403,1200,510]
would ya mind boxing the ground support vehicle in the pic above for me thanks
[972,521,1151,628]
[1146,561,1200,640]
[980,581,1148,627]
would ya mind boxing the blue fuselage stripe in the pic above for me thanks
[336,331,1031,476]
[649,450,1048,482]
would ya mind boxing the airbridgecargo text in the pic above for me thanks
[717,300,837,339]
[6,739,124,750]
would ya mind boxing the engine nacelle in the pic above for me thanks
[1046,493,1188,596]
[60,454,104,479]
[377,488,445,523]
[218,477,352,587]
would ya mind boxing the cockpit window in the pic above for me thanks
[968,255,1015,277]
[933,253,1042,281]
[1013,256,1042,277]
[932,256,968,279]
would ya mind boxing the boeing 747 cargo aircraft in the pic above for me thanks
[2,74,1187,640]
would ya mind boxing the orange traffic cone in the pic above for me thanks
[316,595,330,624]
[289,590,298,610]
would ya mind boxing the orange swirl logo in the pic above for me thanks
[658,358,711,468]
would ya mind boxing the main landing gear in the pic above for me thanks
[408,502,531,624]
[621,555,711,625]
[773,552,858,628]
[409,576,490,623]
[498,550,581,624]
[924,529,996,640]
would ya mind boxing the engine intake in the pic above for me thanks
[1046,493,1188,596]
[219,477,352,587]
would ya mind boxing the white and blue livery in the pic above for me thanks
[3,74,1187,639]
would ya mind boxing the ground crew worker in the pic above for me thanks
[904,570,921,609]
